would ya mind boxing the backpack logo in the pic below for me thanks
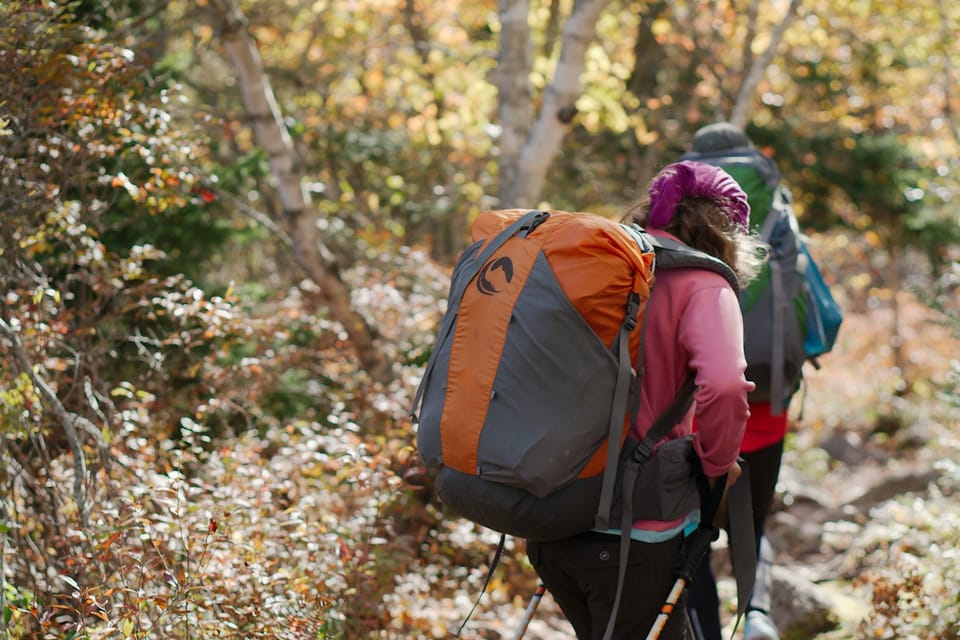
[476,257,514,295]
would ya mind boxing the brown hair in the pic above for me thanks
[621,195,766,285]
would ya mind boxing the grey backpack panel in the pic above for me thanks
[476,251,619,497]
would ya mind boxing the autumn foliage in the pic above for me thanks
[1,1,959,639]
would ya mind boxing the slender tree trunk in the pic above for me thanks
[542,0,561,58]
[208,0,389,383]
[937,0,960,145]
[401,0,462,262]
[729,0,802,129]
[624,1,681,188]
[740,0,760,85]
[890,243,907,394]
[626,1,669,98]
[494,0,534,202]
[500,0,613,208]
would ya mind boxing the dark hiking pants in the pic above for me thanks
[527,531,687,640]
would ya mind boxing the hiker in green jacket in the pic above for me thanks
[682,122,808,640]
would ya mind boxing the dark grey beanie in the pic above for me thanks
[690,122,752,152]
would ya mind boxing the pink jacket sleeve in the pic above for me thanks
[631,229,753,481]
[679,279,753,477]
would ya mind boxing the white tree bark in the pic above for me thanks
[494,0,534,199]
[729,0,803,129]
[500,0,613,208]
[209,0,388,383]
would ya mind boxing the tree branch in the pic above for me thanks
[207,0,389,383]
[0,316,89,528]
[729,0,803,129]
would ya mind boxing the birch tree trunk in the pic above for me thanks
[494,0,534,201]
[209,0,389,383]
[729,0,803,129]
[499,0,613,208]
[740,0,761,88]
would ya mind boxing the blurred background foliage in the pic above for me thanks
[0,0,958,637]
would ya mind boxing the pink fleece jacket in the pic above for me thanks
[631,230,753,479]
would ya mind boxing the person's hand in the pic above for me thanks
[707,459,742,492]
[705,460,742,528]
[724,459,742,491]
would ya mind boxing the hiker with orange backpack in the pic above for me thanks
[522,161,766,639]
[413,159,767,639]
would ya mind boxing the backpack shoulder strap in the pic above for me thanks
[640,230,741,297]
[758,186,797,243]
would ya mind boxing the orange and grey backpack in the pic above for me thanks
[410,209,755,637]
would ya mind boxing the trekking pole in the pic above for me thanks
[646,463,734,640]
[644,523,717,640]
[511,582,546,640]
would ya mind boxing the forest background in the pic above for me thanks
[1,0,959,638]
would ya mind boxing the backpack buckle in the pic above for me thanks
[518,210,550,237]
[624,292,641,331]
[632,440,654,462]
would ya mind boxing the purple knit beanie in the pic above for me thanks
[647,160,750,232]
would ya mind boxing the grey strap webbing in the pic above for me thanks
[758,196,783,244]
[643,233,741,295]
[768,257,786,415]
[454,533,506,637]
[759,191,790,415]
[595,293,641,531]
[409,210,549,420]
[727,462,757,624]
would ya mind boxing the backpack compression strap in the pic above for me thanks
[760,189,795,415]
[726,463,757,625]
[594,290,642,531]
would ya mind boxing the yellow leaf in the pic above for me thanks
[196,24,214,44]
[651,18,672,37]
